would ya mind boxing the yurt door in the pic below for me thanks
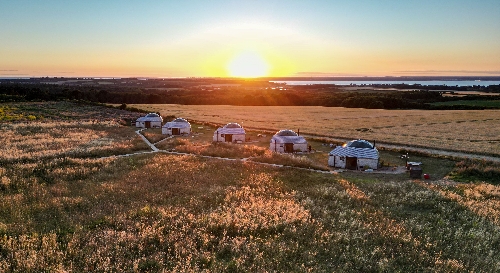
[225,134,233,142]
[145,121,151,128]
[284,143,294,153]
[345,157,357,170]
[172,128,180,135]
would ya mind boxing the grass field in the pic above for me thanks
[2,101,500,272]
[430,100,500,108]
[125,104,500,157]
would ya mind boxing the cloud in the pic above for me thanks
[0,69,18,72]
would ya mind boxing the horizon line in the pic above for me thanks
[2,75,500,80]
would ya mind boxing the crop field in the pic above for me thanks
[127,104,500,157]
[1,101,500,272]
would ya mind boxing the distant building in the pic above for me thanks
[162,117,191,135]
[269,129,308,153]
[213,123,246,143]
[135,113,162,128]
[328,139,379,170]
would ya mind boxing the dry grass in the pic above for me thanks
[2,102,500,272]
[418,181,500,227]
[126,104,500,156]
[141,128,169,144]
[0,121,148,162]
[0,102,150,162]
[157,137,267,159]
[3,101,142,122]
[251,150,330,171]
[4,153,500,271]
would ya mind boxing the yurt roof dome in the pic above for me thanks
[224,123,242,129]
[329,145,379,159]
[276,129,298,137]
[271,130,306,144]
[172,118,188,123]
[137,113,162,122]
[163,117,191,128]
[345,139,374,149]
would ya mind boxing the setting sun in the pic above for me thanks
[227,51,270,78]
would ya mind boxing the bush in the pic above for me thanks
[449,159,500,184]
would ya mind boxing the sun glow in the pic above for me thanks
[227,51,270,78]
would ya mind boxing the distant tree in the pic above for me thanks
[368,100,384,109]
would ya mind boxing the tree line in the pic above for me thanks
[1,82,499,110]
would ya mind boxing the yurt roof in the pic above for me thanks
[223,123,243,129]
[215,123,245,134]
[136,113,163,122]
[329,146,379,159]
[146,113,160,118]
[163,117,191,128]
[271,130,307,144]
[172,118,189,123]
[276,129,298,137]
[345,139,374,149]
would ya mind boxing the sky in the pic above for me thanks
[1,0,499,78]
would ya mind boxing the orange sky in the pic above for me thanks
[1,1,499,78]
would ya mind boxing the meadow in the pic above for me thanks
[1,101,500,272]
[431,99,500,108]
[127,104,500,157]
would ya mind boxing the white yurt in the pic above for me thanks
[269,129,308,153]
[213,123,246,143]
[328,139,379,170]
[135,113,163,128]
[162,118,191,135]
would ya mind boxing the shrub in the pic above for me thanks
[449,159,500,184]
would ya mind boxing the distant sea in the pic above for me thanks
[271,80,500,87]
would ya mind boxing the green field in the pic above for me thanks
[430,100,500,108]
[1,101,500,272]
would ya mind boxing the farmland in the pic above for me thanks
[127,104,500,157]
[1,101,500,272]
